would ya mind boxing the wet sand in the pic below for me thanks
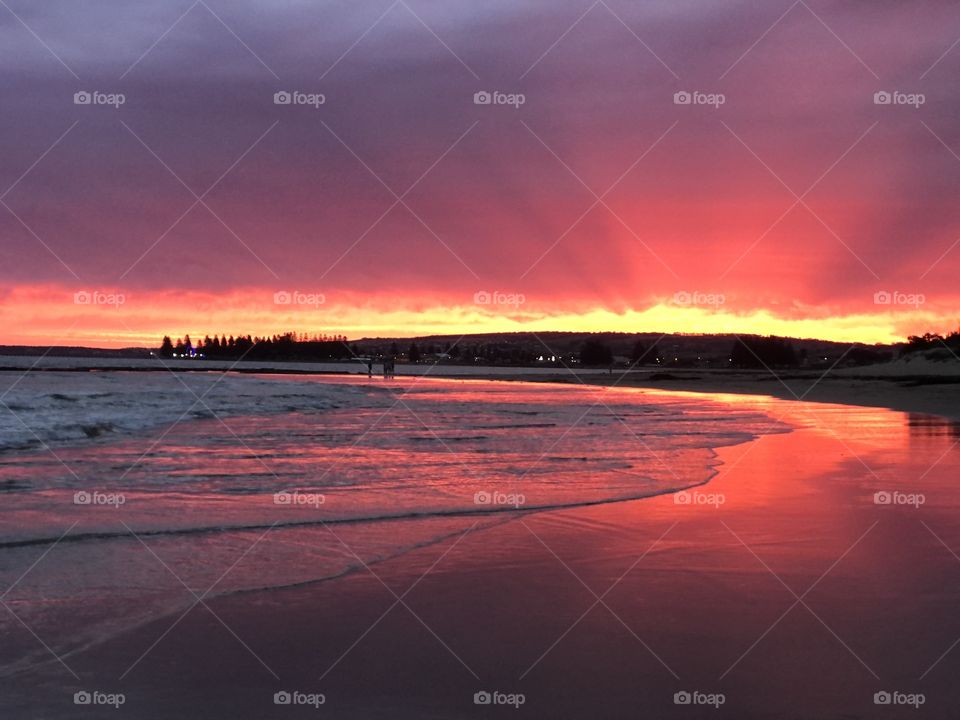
[491,368,960,423]
[4,393,959,718]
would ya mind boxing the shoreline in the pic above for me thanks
[3,356,958,422]
[483,369,960,423]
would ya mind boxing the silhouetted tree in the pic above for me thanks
[630,339,649,364]
[848,347,892,365]
[159,336,174,358]
[409,343,421,363]
[730,336,798,368]
[901,328,960,357]
[579,338,613,366]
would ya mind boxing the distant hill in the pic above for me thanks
[0,345,152,359]
[0,332,896,370]
[351,331,895,369]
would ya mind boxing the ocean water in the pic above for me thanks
[0,371,787,677]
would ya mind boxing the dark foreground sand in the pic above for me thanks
[3,394,960,719]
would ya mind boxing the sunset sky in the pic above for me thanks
[1,0,959,347]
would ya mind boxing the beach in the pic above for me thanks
[1,370,959,718]
[4,0,958,716]
[573,367,960,424]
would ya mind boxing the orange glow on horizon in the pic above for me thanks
[1,285,954,348]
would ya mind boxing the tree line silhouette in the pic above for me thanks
[159,332,352,361]
[584,336,806,368]
[151,333,826,368]
[902,330,960,355]
[156,328,955,368]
